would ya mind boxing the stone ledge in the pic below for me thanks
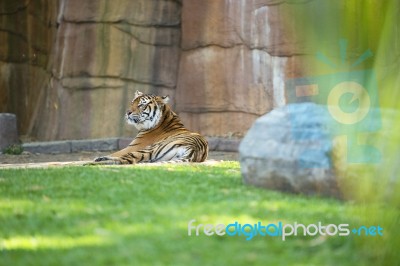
[206,137,241,152]
[22,137,241,154]
[23,141,72,154]
[71,138,119,152]
[118,138,132,150]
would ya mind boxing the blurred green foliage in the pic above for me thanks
[291,0,400,264]
[2,144,23,155]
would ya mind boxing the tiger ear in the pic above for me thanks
[161,95,170,104]
[134,90,143,99]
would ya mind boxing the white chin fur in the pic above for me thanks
[126,115,139,128]
[125,109,162,131]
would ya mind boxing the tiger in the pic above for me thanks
[90,90,208,165]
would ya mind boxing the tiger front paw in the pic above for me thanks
[94,156,114,162]
[87,156,123,165]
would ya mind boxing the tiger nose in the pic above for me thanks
[126,110,132,116]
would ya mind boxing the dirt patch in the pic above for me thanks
[0,151,239,165]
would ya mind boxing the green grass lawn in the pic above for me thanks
[0,162,382,265]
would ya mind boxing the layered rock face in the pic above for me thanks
[0,0,181,140]
[176,0,307,135]
[1,0,308,140]
[0,0,59,139]
[46,0,181,140]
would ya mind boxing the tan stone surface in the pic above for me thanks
[179,112,259,136]
[176,46,283,114]
[62,0,181,26]
[0,0,58,137]
[176,0,310,135]
[180,0,308,55]
[0,0,320,140]
[0,0,180,140]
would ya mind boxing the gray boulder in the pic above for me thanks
[239,103,340,198]
[0,113,19,151]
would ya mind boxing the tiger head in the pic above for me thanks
[125,90,170,131]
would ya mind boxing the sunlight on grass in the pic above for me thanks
[0,161,367,265]
[1,235,109,250]
[0,199,35,213]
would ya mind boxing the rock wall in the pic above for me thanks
[0,0,59,139]
[43,0,181,140]
[0,0,181,140]
[1,0,310,140]
[176,0,308,135]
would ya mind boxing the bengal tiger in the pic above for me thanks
[90,90,208,165]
